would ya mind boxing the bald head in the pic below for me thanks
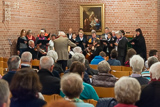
[68,28,73,34]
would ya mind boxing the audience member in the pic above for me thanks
[2,56,21,84]
[54,31,76,71]
[92,60,116,87]
[145,49,158,69]
[107,49,121,66]
[141,56,158,80]
[90,51,106,65]
[26,40,37,59]
[10,68,46,107]
[16,29,27,57]
[61,73,94,107]
[38,56,60,95]
[67,28,73,39]
[136,62,160,107]
[61,61,99,101]
[114,77,141,107]
[130,55,149,85]
[26,30,36,42]
[45,99,76,107]
[0,79,10,107]
[21,52,32,68]
[125,48,137,67]
[47,50,61,78]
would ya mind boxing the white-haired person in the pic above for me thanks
[54,31,76,71]
[130,55,149,85]
[35,30,49,59]
[47,50,63,78]
[92,60,116,87]
[136,62,160,107]
[21,51,32,68]
[0,79,10,107]
[26,40,37,59]
[114,30,128,65]
[38,56,60,95]
[61,73,94,107]
[141,56,159,80]
[61,61,99,101]
[114,77,141,107]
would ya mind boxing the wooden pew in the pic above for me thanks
[3,58,8,62]
[43,94,63,104]
[83,99,97,107]
[121,66,132,71]
[111,71,130,78]
[89,64,98,70]
[93,86,115,98]
[110,66,122,71]
[31,60,40,67]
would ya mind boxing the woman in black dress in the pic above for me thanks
[130,28,147,61]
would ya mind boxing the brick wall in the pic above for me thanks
[59,0,159,58]
[0,0,59,57]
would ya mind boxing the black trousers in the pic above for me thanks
[57,60,67,71]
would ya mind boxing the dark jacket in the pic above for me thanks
[10,97,46,107]
[90,56,105,65]
[130,35,147,61]
[26,47,37,59]
[16,37,28,51]
[96,98,117,107]
[2,71,16,85]
[38,69,60,95]
[92,46,103,58]
[117,37,128,65]
[92,73,116,87]
[136,81,160,107]
[76,37,87,51]
[107,59,121,66]
[133,76,149,86]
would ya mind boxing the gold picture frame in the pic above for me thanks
[80,4,104,36]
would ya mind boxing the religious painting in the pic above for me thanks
[80,4,104,35]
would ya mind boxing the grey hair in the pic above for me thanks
[148,56,159,68]
[28,40,34,45]
[7,55,21,71]
[58,31,66,36]
[98,60,111,73]
[130,55,144,73]
[73,46,82,53]
[21,52,32,62]
[150,62,160,80]
[0,79,10,107]
[114,77,141,104]
[71,53,85,64]
[115,31,122,36]
[40,56,54,69]
[47,50,58,62]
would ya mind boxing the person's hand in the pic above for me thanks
[91,46,95,50]
[17,51,20,55]
[114,43,118,46]
[42,52,47,55]
[131,42,135,45]
[46,43,49,46]
[103,42,107,46]
[24,41,27,44]
[110,44,113,47]
[39,43,42,46]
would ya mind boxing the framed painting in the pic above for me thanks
[80,4,104,35]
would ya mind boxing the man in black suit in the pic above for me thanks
[21,52,32,68]
[76,31,87,52]
[114,31,128,65]
[2,56,21,84]
[101,27,110,39]
[67,28,73,40]
[38,56,60,95]
[26,40,37,59]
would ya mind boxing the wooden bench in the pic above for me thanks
[89,64,98,70]
[121,66,132,71]
[43,94,63,104]
[111,71,131,78]
[83,99,97,107]
[31,60,40,67]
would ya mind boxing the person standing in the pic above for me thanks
[54,31,76,71]
[130,28,147,61]
[67,28,73,40]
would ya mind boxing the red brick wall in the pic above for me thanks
[59,0,159,58]
[0,0,59,57]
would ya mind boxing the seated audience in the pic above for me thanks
[10,68,46,107]
[90,51,106,65]
[26,40,37,59]
[124,48,137,67]
[61,73,94,107]
[114,77,141,107]
[130,55,149,85]
[141,56,158,80]
[92,60,116,87]
[2,56,21,84]
[136,62,160,107]
[16,29,27,57]
[61,61,99,101]
[46,99,76,107]
[21,52,32,68]
[145,49,158,69]
[38,56,60,95]
[0,79,10,107]
[47,50,61,78]
[107,49,121,66]
[65,53,90,84]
